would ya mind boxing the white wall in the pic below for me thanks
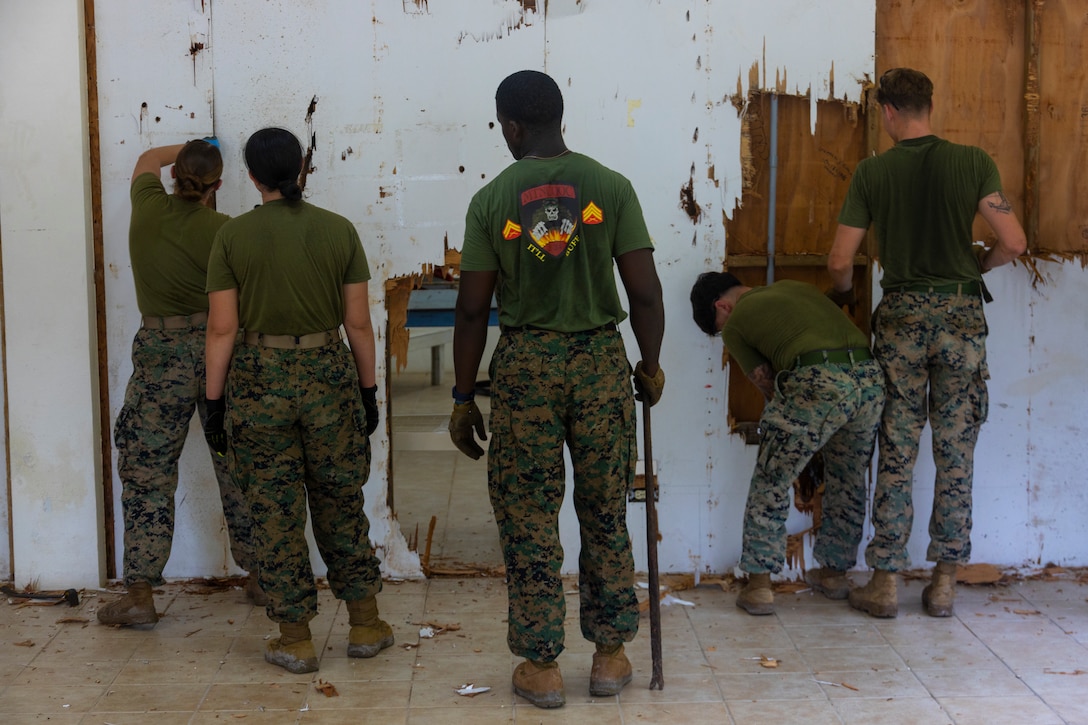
[0,1,105,589]
[3,1,1084,586]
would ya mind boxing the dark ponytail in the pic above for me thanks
[244,128,304,202]
[173,139,223,202]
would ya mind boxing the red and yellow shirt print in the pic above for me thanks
[506,182,605,261]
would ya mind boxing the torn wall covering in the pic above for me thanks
[16,0,1073,589]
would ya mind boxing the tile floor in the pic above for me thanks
[3,368,1085,723]
[2,572,1087,723]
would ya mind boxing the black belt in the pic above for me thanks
[502,322,617,334]
[794,347,873,368]
[897,280,982,296]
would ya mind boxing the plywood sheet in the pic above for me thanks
[727,94,866,256]
[1037,0,1088,254]
[877,0,1088,255]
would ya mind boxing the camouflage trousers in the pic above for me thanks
[228,342,382,624]
[866,291,989,570]
[487,327,639,663]
[114,326,256,586]
[741,360,884,574]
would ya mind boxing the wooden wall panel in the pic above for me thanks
[877,0,1088,255]
[876,0,1025,246]
[1037,0,1088,254]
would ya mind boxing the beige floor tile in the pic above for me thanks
[892,639,1006,669]
[408,657,515,709]
[938,695,1065,724]
[407,706,514,724]
[303,678,413,710]
[512,701,622,723]
[190,710,301,723]
[9,660,120,687]
[814,669,928,699]
[703,646,809,674]
[199,681,312,711]
[85,713,195,724]
[111,656,223,685]
[716,671,827,701]
[620,701,733,724]
[912,666,1032,698]
[299,708,409,724]
[728,697,841,723]
[1041,690,1088,723]
[0,683,106,713]
[614,672,723,703]
[786,622,887,649]
[801,644,908,672]
[90,682,209,713]
[833,696,953,724]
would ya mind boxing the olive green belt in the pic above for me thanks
[141,311,208,329]
[242,329,341,349]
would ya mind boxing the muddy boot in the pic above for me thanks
[245,571,269,607]
[922,561,957,617]
[736,572,775,615]
[805,567,851,600]
[97,581,159,628]
[345,597,394,658]
[513,659,565,708]
[848,569,898,618]
[265,621,319,674]
[589,643,632,696]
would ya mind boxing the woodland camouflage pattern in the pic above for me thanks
[114,327,256,585]
[741,360,885,574]
[487,328,638,663]
[226,343,383,623]
[865,291,989,571]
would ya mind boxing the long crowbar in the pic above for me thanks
[642,399,664,690]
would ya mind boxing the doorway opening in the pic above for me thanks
[385,267,503,576]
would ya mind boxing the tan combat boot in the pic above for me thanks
[848,569,898,618]
[345,597,394,658]
[245,571,269,607]
[96,580,159,628]
[265,621,319,674]
[513,659,565,708]
[805,567,851,600]
[589,643,633,696]
[736,572,774,615]
[922,561,957,617]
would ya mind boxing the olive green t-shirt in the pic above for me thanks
[461,152,653,332]
[206,200,370,334]
[721,280,869,375]
[128,172,229,316]
[837,135,1003,290]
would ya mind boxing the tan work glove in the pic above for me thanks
[633,361,665,407]
[825,286,857,316]
[449,400,487,460]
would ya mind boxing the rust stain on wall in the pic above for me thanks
[299,96,318,193]
[679,163,702,223]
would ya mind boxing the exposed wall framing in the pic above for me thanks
[723,90,869,434]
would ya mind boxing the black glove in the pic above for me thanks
[361,384,380,436]
[203,397,227,457]
[633,361,665,407]
[825,286,858,316]
[449,401,487,459]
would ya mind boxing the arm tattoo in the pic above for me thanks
[986,191,1013,214]
[748,363,776,401]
